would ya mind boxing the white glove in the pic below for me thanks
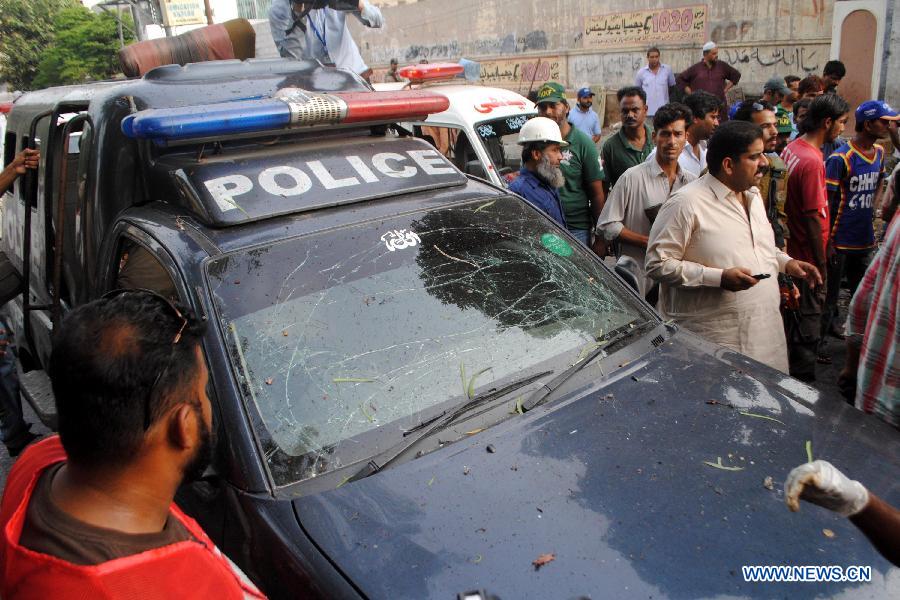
[785,460,870,517]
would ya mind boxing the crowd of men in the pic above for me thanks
[511,45,898,435]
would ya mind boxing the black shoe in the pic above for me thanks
[5,430,39,457]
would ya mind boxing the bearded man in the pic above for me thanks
[509,116,569,227]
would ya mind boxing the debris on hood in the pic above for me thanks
[532,553,556,570]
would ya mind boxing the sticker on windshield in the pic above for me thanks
[540,232,573,257]
[505,115,528,131]
[477,124,496,138]
[381,229,421,252]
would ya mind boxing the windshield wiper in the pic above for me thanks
[521,319,655,412]
[345,369,554,483]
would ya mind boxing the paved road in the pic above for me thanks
[0,400,49,491]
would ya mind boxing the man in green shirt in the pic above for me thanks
[535,82,606,252]
[601,86,654,194]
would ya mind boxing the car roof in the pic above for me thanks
[402,84,536,126]
[7,59,368,128]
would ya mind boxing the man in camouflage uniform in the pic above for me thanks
[733,100,787,248]
[733,100,798,312]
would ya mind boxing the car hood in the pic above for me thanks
[293,330,900,599]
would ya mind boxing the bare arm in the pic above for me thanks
[802,211,826,276]
[850,493,900,566]
[786,460,900,566]
[0,149,39,197]
[588,179,606,219]
[618,228,648,248]
[675,67,692,94]
[353,1,384,27]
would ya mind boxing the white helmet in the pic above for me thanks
[517,116,569,146]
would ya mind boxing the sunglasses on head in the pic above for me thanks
[101,288,189,429]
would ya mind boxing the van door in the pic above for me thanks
[19,108,89,368]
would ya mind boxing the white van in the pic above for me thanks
[375,63,537,187]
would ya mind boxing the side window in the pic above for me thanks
[112,236,178,301]
[418,125,484,178]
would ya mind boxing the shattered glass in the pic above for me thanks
[207,196,649,486]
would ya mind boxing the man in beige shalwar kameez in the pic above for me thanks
[645,121,822,372]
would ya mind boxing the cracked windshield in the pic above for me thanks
[208,196,650,486]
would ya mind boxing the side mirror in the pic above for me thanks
[614,255,640,293]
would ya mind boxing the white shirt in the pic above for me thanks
[634,64,676,116]
[596,159,696,296]
[645,174,793,372]
[269,0,384,75]
[646,139,707,177]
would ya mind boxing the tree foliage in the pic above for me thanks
[0,0,76,90]
[33,6,135,89]
[0,0,134,90]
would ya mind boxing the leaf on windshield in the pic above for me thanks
[472,200,495,213]
[702,456,744,471]
[738,411,785,425]
[514,396,525,414]
[532,553,556,570]
[466,367,493,399]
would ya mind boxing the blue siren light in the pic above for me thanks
[121,90,451,144]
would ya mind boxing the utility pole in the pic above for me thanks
[117,4,125,47]
[129,1,146,41]
[204,0,214,25]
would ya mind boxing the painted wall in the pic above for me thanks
[883,1,900,108]
[349,0,834,99]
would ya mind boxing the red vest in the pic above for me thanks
[0,436,266,599]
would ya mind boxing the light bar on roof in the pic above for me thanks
[120,90,450,144]
[397,63,465,83]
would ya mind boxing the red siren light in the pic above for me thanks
[397,63,465,82]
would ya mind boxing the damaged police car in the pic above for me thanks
[2,58,898,599]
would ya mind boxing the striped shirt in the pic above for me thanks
[825,141,884,252]
[847,214,899,429]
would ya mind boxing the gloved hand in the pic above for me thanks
[785,460,870,517]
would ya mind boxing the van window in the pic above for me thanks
[418,125,485,178]
[474,114,532,179]
[113,237,178,301]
